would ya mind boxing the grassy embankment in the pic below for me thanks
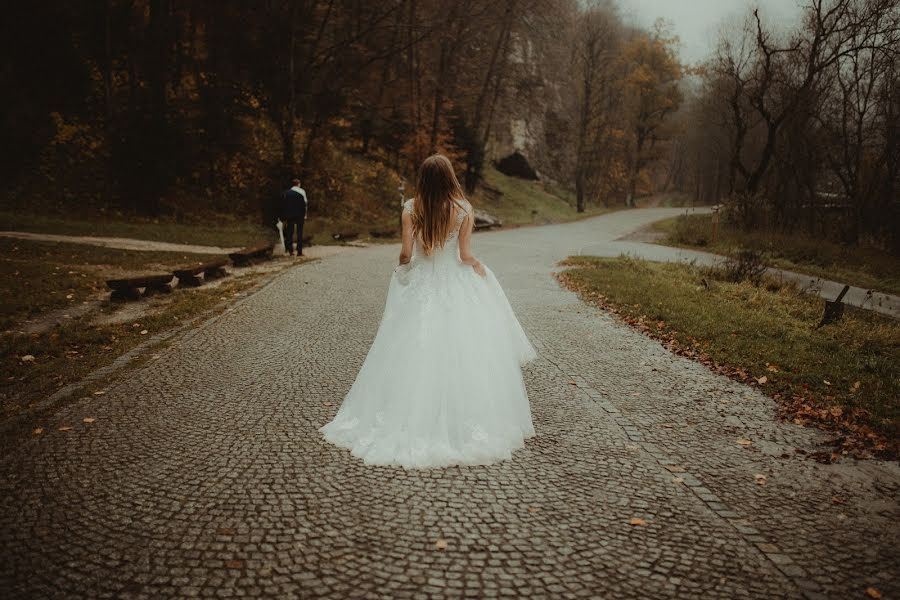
[474,166,613,226]
[0,237,304,427]
[653,214,900,295]
[559,256,899,458]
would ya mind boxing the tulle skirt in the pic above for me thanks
[319,257,536,469]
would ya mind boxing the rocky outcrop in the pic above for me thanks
[485,31,574,185]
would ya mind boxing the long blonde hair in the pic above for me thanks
[412,154,465,255]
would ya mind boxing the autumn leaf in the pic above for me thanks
[865,587,882,598]
[629,518,647,526]
[737,438,753,446]
[672,477,684,484]
[850,381,860,392]
[829,407,843,418]
[434,539,448,550]
[140,330,149,335]
[20,355,36,363]
[756,376,768,385]
[766,364,779,372]
[93,391,106,396]
[823,380,832,386]
[754,474,767,485]
[33,428,43,435]
[58,426,73,432]
[224,560,243,569]
[527,507,540,513]
[83,417,95,424]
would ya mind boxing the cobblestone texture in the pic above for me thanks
[1,208,897,599]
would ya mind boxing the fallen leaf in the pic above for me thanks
[766,364,779,372]
[93,391,106,396]
[754,474,767,485]
[434,539,448,550]
[83,417,95,424]
[66,294,73,300]
[823,380,832,386]
[58,426,73,432]
[140,330,148,335]
[20,355,36,363]
[756,376,768,385]
[527,506,540,513]
[628,518,647,526]
[672,477,684,484]
[224,560,243,569]
[737,438,753,446]
[32,428,43,435]
[866,588,882,599]
[851,381,861,392]
[830,407,843,418]
[831,496,846,505]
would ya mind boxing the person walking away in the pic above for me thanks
[279,179,308,256]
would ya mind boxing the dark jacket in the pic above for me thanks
[279,187,308,220]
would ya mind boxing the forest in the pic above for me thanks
[1,0,897,250]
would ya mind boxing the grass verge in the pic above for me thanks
[653,214,900,295]
[1,238,222,330]
[475,166,612,226]
[558,256,899,459]
[0,210,270,248]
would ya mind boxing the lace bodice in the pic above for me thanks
[403,198,472,254]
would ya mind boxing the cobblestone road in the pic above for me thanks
[1,208,898,599]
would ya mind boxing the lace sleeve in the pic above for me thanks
[403,198,414,215]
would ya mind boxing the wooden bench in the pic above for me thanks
[106,274,174,301]
[173,258,229,287]
[228,243,274,267]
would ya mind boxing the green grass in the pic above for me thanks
[0,210,269,248]
[0,238,222,331]
[474,166,612,226]
[654,214,900,295]
[560,256,900,445]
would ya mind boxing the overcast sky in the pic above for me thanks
[618,0,805,64]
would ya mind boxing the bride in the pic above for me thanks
[320,154,536,468]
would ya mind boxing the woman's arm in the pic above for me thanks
[398,210,414,266]
[458,208,486,277]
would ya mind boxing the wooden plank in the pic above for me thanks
[106,274,174,290]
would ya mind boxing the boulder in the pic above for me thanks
[474,209,502,230]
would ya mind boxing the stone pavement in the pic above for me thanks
[1,208,898,599]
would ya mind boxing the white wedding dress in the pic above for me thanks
[320,198,536,468]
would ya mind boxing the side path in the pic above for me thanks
[0,208,896,600]
[577,218,899,319]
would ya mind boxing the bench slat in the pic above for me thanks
[106,274,174,290]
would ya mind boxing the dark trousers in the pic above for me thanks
[284,218,305,255]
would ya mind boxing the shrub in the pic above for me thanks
[670,214,711,246]
[716,248,769,286]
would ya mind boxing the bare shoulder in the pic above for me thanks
[403,198,415,214]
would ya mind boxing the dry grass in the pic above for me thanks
[559,256,899,453]
[653,214,900,295]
